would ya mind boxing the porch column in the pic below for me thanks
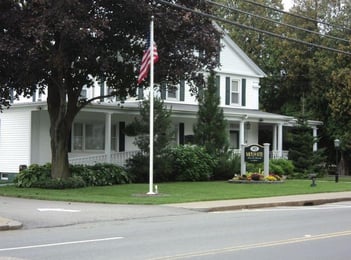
[272,124,278,152]
[277,123,283,158]
[312,127,318,152]
[105,112,112,163]
[240,120,245,145]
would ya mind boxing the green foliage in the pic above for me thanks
[246,159,295,177]
[270,159,294,177]
[213,153,241,180]
[77,163,131,186]
[127,146,217,182]
[170,145,217,181]
[288,119,327,178]
[126,151,174,183]
[14,164,51,188]
[14,163,130,189]
[125,98,174,155]
[193,71,228,156]
[33,176,86,189]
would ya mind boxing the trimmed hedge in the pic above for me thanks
[14,163,130,189]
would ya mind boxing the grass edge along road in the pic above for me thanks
[0,179,350,205]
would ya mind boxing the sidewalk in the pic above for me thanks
[168,191,351,212]
[1,191,351,231]
[0,216,22,231]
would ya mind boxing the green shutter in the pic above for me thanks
[99,79,105,102]
[179,123,185,145]
[138,87,144,100]
[160,83,166,100]
[242,78,246,106]
[215,75,220,98]
[119,122,125,152]
[180,80,185,101]
[225,77,230,105]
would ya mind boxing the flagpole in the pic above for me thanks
[147,16,155,195]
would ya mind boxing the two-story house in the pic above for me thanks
[0,30,322,180]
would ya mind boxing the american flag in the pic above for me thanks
[137,35,159,85]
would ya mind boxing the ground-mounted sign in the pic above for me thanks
[245,144,264,163]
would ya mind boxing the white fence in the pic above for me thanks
[68,149,288,167]
[69,151,139,166]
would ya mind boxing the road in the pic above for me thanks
[0,197,351,259]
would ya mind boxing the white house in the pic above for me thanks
[0,30,322,180]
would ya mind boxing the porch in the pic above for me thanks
[68,149,289,167]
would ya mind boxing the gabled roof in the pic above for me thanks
[213,23,267,78]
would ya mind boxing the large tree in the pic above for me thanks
[0,0,221,179]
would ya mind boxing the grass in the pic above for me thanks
[0,178,350,205]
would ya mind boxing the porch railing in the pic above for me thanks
[68,149,288,167]
[69,151,139,166]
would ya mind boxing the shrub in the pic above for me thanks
[33,176,86,189]
[126,151,173,183]
[15,163,130,188]
[73,163,130,186]
[14,163,51,188]
[213,153,241,180]
[270,159,294,177]
[170,145,217,181]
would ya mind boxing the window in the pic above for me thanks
[167,85,178,99]
[229,130,239,149]
[85,124,105,150]
[1,173,9,181]
[73,123,83,150]
[231,80,240,104]
[111,125,117,151]
[72,123,105,151]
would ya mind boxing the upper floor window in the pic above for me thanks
[225,77,246,107]
[231,80,240,104]
[167,85,178,99]
[160,81,185,101]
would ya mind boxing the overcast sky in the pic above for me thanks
[282,0,294,10]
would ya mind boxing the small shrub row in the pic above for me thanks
[127,145,218,182]
[14,163,130,189]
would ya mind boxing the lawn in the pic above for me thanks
[0,178,350,205]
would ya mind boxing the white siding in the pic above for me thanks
[0,108,32,173]
[31,111,51,165]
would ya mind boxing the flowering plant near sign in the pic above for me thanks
[229,172,284,183]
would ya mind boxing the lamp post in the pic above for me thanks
[334,138,340,183]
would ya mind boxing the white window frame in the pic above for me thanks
[167,84,178,100]
[72,122,105,152]
[231,79,240,105]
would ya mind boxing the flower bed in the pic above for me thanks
[228,173,285,184]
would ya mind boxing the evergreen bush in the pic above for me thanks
[213,153,241,180]
[170,145,217,181]
[126,150,177,183]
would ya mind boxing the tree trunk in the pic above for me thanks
[47,78,77,179]
[50,119,71,179]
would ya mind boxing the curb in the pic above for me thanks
[204,197,351,212]
[0,217,23,231]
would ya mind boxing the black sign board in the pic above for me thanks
[245,144,264,163]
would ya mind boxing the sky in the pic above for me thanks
[282,0,294,10]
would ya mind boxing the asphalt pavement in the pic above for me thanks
[1,191,351,231]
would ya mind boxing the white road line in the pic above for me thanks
[0,237,124,252]
[37,208,81,213]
